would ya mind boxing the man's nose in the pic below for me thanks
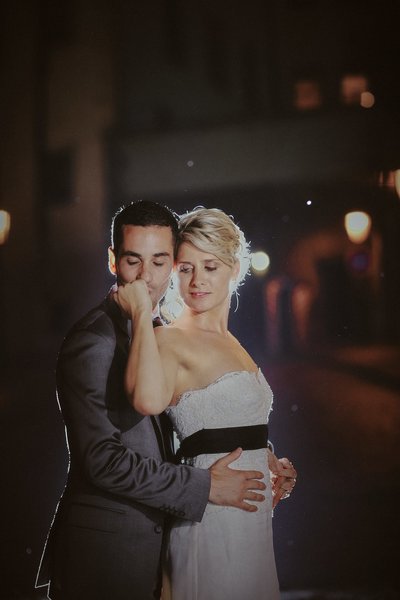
[137,264,152,283]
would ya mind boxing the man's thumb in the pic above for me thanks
[216,447,242,468]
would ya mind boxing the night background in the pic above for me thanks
[1,1,400,598]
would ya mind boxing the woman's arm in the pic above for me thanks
[116,280,178,415]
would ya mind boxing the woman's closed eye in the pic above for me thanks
[178,264,193,273]
[178,264,218,273]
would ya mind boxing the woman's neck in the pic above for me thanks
[176,303,230,335]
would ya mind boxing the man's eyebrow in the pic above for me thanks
[120,251,141,258]
[120,251,171,258]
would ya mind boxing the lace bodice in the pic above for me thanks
[166,369,273,444]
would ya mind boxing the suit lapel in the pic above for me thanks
[158,412,175,462]
[105,293,130,336]
[150,415,167,460]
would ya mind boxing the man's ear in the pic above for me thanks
[108,247,117,275]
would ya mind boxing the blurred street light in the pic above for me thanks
[0,210,11,367]
[395,170,400,199]
[0,210,11,245]
[360,91,375,108]
[251,251,270,275]
[344,211,371,244]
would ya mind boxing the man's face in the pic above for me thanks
[109,225,174,309]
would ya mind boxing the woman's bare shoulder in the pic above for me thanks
[154,324,188,345]
[155,325,193,370]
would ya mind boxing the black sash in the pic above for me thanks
[176,424,268,462]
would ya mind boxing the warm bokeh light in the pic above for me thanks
[0,210,11,245]
[340,74,368,105]
[251,251,270,274]
[377,169,398,189]
[294,80,322,111]
[360,91,375,108]
[395,170,400,199]
[344,211,371,244]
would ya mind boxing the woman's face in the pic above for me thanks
[176,242,238,313]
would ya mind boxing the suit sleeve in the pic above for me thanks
[57,326,210,522]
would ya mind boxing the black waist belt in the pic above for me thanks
[176,424,268,462]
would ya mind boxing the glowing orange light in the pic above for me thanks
[378,170,396,188]
[341,74,368,105]
[395,170,400,199]
[344,211,371,244]
[360,91,375,108]
[294,80,322,111]
[0,210,11,245]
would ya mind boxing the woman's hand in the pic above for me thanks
[115,280,152,320]
[267,450,297,508]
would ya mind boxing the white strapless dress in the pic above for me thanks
[163,370,280,600]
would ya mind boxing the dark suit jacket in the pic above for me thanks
[36,294,210,600]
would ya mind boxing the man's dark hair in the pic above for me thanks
[111,200,179,256]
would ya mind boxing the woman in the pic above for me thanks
[119,207,280,599]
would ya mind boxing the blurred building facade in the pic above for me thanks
[1,0,400,361]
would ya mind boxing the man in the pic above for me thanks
[36,200,296,600]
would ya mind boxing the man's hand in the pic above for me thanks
[268,450,297,508]
[209,447,266,512]
[114,280,152,320]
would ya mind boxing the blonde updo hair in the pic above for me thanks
[177,207,251,288]
[160,207,251,321]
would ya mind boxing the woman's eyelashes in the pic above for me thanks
[177,264,192,273]
[178,264,218,273]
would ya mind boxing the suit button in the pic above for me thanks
[154,524,163,534]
